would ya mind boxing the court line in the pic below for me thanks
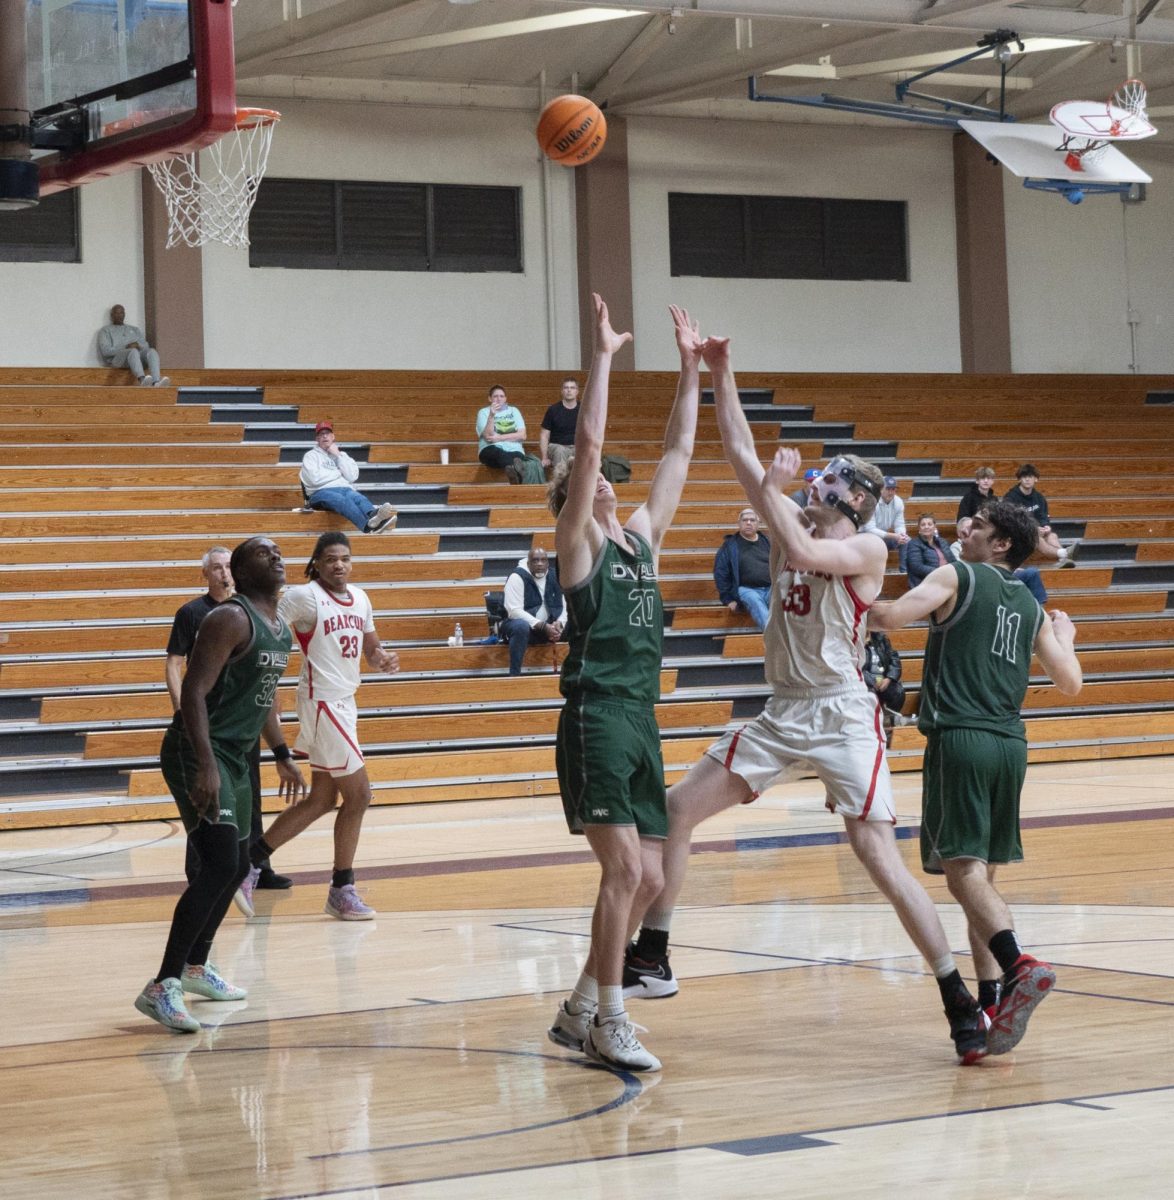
[4,800,1172,910]
[252,1080,1174,1197]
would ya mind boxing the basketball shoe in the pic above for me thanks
[325,883,376,920]
[946,1000,990,1066]
[181,962,247,1001]
[233,865,260,917]
[988,955,1057,1055]
[585,1013,661,1072]
[622,944,678,999]
[547,1001,595,1052]
[135,977,201,1033]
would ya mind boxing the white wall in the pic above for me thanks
[201,99,581,370]
[1004,153,1174,374]
[626,118,962,372]
[0,172,143,366]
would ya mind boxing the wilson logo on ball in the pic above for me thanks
[536,94,608,167]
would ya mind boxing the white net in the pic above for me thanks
[147,109,279,249]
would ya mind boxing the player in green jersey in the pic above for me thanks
[870,502,1081,1058]
[546,295,702,1073]
[135,537,306,1033]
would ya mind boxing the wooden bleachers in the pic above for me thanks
[0,368,1172,831]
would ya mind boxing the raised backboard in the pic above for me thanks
[1050,100,1156,140]
[25,0,237,195]
[959,119,1152,184]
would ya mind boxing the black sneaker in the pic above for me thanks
[622,945,679,999]
[256,868,293,890]
[947,1001,989,1066]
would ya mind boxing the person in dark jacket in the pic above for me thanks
[1003,464,1080,567]
[906,514,953,588]
[956,466,998,522]
[713,507,772,629]
[500,546,565,674]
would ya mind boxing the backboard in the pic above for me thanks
[959,119,1152,185]
[21,0,237,196]
[1050,100,1156,140]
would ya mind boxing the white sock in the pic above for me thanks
[567,971,598,1014]
[598,985,625,1020]
[642,909,673,933]
[1057,546,1068,561]
[931,952,957,978]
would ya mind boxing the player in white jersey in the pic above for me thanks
[625,336,989,1064]
[237,532,399,921]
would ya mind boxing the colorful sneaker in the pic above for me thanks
[988,955,1057,1055]
[622,946,679,999]
[325,883,376,920]
[548,1001,594,1052]
[947,1001,989,1066]
[181,962,247,1001]
[135,977,200,1033]
[233,865,260,918]
[585,1012,661,1072]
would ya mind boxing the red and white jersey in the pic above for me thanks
[278,581,374,701]
[763,559,870,697]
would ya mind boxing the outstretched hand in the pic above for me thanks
[765,446,803,493]
[592,293,632,356]
[669,304,704,366]
[700,336,730,371]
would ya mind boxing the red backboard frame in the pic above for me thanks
[36,0,237,196]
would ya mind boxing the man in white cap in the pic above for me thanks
[300,420,397,533]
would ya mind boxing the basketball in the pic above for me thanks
[536,94,607,166]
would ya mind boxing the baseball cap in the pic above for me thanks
[803,468,820,481]
[883,475,897,488]
[315,420,334,434]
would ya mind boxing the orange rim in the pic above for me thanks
[236,107,281,129]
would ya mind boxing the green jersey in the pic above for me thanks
[919,561,1043,740]
[173,595,292,752]
[560,529,664,706]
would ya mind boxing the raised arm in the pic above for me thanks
[626,305,702,551]
[554,294,629,586]
[700,336,765,503]
[1033,608,1082,695]
[759,448,887,580]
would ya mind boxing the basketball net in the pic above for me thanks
[147,108,279,249]
[1060,79,1148,171]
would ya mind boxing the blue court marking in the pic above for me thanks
[1061,1100,1115,1111]
[254,1080,1174,1198]
[709,1132,835,1155]
[0,887,89,910]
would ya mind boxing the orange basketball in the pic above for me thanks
[536,94,607,167]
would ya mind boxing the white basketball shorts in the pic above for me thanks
[705,689,895,823]
[294,694,365,778]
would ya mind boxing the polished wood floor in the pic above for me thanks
[1,757,1172,1199]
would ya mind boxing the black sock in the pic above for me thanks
[935,968,973,1012]
[332,868,355,889]
[249,837,275,868]
[978,978,1003,1011]
[988,929,1023,976]
[635,927,669,959]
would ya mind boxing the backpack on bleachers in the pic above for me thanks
[600,453,631,484]
[506,454,546,485]
[484,590,507,638]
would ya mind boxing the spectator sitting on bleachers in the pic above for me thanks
[501,546,565,675]
[861,475,910,567]
[539,377,579,473]
[1003,463,1080,567]
[953,516,1048,605]
[956,466,997,522]
[300,420,397,533]
[476,385,531,482]
[713,507,772,630]
[97,303,170,387]
[862,630,914,740]
[905,513,952,588]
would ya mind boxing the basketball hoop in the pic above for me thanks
[1110,78,1148,132]
[1058,135,1111,172]
[147,108,280,249]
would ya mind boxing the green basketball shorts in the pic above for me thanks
[161,726,253,836]
[556,695,667,839]
[920,727,1027,874]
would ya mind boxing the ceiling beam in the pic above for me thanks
[588,15,670,106]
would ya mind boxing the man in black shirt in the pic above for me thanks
[165,546,292,891]
[539,377,580,472]
[1003,464,1079,567]
[713,507,772,629]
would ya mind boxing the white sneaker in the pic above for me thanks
[153,375,171,387]
[548,1001,594,1052]
[181,962,247,1001]
[135,977,200,1033]
[585,1012,661,1072]
[233,865,260,917]
[366,502,397,533]
[138,375,154,387]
